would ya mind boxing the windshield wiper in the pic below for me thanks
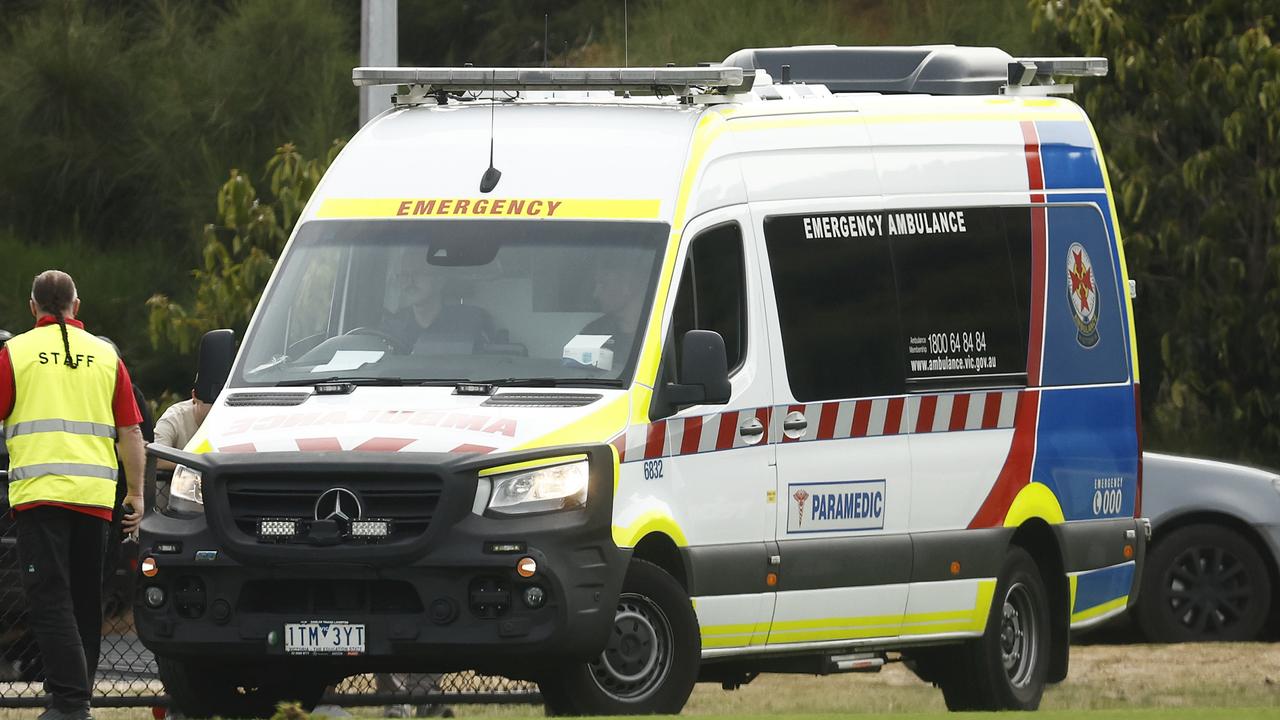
[276,376,409,387]
[467,377,626,389]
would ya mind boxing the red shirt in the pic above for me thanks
[0,317,143,520]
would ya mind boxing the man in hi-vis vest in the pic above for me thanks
[0,270,145,720]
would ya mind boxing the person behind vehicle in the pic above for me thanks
[0,270,145,720]
[383,269,492,352]
[153,384,211,471]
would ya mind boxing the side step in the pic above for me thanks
[825,652,886,673]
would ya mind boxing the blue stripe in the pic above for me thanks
[1074,561,1135,613]
[1035,121,1104,191]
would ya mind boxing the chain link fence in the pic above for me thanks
[0,517,542,710]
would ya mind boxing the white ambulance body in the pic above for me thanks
[139,46,1147,717]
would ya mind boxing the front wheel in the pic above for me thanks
[936,546,1051,711]
[157,656,329,719]
[539,559,699,716]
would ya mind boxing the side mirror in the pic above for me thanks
[195,329,236,403]
[662,329,731,411]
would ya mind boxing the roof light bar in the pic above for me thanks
[1009,57,1108,85]
[352,66,746,94]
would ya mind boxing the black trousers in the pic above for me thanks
[16,506,107,712]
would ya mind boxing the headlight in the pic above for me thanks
[486,460,589,516]
[170,464,204,509]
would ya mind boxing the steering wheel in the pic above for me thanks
[343,326,406,353]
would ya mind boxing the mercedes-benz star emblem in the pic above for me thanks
[314,487,363,523]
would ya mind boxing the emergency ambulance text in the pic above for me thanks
[395,198,564,217]
[802,210,967,240]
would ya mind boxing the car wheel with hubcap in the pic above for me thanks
[936,546,1050,711]
[1135,523,1271,642]
[539,559,699,716]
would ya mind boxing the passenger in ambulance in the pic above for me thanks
[384,271,493,353]
[577,266,645,362]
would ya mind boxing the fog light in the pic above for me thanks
[144,585,166,609]
[257,518,302,540]
[522,586,546,609]
[516,556,537,578]
[349,518,392,539]
[140,556,158,577]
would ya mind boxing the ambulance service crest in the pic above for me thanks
[1066,242,1100,348]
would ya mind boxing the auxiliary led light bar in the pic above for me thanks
[352,66,746,94]
[349,519,393,540]
[257,518,304,540]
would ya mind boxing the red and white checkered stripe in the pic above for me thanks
[618,390,1020,462]
[216,437,496,454]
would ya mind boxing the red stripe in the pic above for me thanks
[218,443,256,453]
[851,400,871,437]
[450,443,496,454]
[817,402,839,440]
[354,437,415,452]
[883,398,905,436]
[914,395,937,434]
[680,416,703,456]
[716,410,739,449]
[982,392,1003,429]
[645,421,666,459]
[1022,120,1047,387]
[610,434,627,462]
[968,390,1040,528]
[949,394,970,431]
[296,437,341,452]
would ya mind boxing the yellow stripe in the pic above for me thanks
[633,110,732,392]
[315,197,661,220]
[727,109,1083,133]
[476,453,587,477]
[612,510,689,549]
[1084,119,1140,383]
[1071,594,1128,623]
[510,393,629,452]
[1003,482,1066,527]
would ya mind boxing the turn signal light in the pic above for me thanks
[516,557,537,578]
[140,556,159,577]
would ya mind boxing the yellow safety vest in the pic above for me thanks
[4,323,120,511]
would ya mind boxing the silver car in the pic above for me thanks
[1134,452,1279,641]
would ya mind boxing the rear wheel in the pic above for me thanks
[158,656,329,719]
[1135,523,1272,642]
[936,546,1050,711]
[539,560,699,716]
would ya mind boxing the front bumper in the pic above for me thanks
[135,444,625,676]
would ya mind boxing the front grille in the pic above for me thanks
[237,579,423,614]
[223,472,442,544]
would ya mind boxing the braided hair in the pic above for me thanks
[31,270,81,369]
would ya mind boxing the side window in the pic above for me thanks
[764,214,903,401]
[671,223,748,375]
[893,207,1031,391]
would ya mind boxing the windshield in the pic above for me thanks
[234,219,669,388]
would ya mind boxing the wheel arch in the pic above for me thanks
[632,531,689,591]
[1009,517,1070,683]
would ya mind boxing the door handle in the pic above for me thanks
[782,411,808,439]
[739,416,765,445]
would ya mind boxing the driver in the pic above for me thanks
[385,270,492,352]
[577,266,645,362]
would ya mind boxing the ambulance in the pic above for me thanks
[138,45,1148,717]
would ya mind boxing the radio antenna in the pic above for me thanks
[479,68,502,193]
[543,14,549,67]
[624,0,629,67]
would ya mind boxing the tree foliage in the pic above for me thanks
[1035,0,1280,464]
[147,141,344,355]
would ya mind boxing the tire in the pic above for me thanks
[1135,523,1272,643]
[158,655,328,719]
[538,559,699,716]
[936,546,1051,712]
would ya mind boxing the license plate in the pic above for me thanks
[284,621,366,655]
